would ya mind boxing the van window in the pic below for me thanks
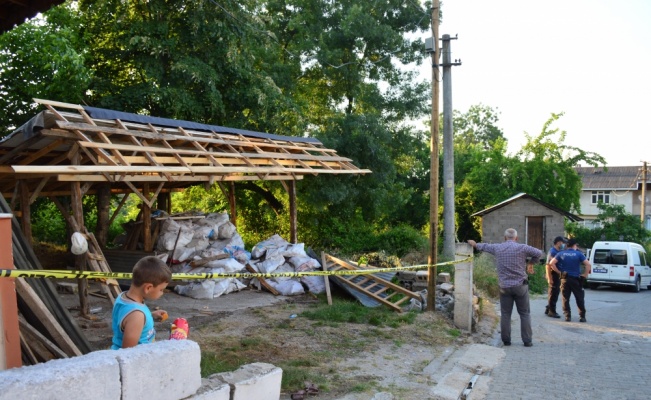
[593,249,627,265]
[638,251,647,267]
[611,250,627,265]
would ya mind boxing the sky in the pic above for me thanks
[419,0,651,167]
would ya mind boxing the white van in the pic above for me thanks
[587,241,651,292]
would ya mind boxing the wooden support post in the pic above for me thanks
[229,182,237,226]
[95,183,110,249]
[288,180,297,244]
[0,214,21,369]
[143,183,152,252]
[71,176,89,317]
[18,180,32,247]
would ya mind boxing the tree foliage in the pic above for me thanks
[1,1,618,258]
[0,5,90,133]
[566,203,651,247]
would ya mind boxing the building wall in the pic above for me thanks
[480,198,565,253]
[579,190,634,217]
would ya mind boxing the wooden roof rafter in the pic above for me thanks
[0,99,371,200]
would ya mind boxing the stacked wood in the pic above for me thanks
[0,195,92,365]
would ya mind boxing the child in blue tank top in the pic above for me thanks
[111,256,172,349]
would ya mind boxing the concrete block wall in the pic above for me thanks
[0,340,282,400]
[198,362,283,400]
[0,348,122,400]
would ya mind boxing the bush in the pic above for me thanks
[473,253,499,298]
[374,225,428,258]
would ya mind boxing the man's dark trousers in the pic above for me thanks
[499,283,532,344]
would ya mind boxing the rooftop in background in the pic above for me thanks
[0,0,65,34]
[575,166,645,190]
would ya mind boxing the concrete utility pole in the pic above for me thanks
[427,0,440,312]
[441,34,461,261]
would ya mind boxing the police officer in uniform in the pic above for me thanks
[549,238,592,322]
[545,236,566,318]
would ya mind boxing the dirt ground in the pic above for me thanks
[56,278,498,400]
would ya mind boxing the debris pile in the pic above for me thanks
[154,212,324,299]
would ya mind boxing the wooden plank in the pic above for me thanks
[76,141,356,163]
[34,98,84,110]
[52,120,334,154]
[20,331,39,365]
[55,174,306,183]
[245,264,280,296]
[15,277,82,357]
[189,253,230,268]
[19,315,68,359]
[321,252,333,306]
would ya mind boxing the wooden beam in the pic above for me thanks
[11,165,370,175]
[142,183,152,252]
[19,180,32,246]
[287,180,297,244]
[15,278,82,357]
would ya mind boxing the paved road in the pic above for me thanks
[484,286,651,400]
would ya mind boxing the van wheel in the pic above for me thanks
[632,277,641,293]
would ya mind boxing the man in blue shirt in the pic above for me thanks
[549,238,592,322]
[468,228,543,347]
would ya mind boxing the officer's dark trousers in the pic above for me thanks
[560,276,586,318]
[547,271,561,314]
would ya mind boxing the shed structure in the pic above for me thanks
[0,98,370,248]
[0,98,370,315]
[471,193,582,253]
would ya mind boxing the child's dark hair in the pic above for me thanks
[132,256,172,287]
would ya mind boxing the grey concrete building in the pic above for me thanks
[471,193,582,253]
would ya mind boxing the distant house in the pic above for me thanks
[471,193,582,253]
[575,166,651,230]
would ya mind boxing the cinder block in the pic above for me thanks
[209,362,282,400]
[189,378,230,400]
[437,272,451,283]
[0,350,120,400]
[117,340,202,400]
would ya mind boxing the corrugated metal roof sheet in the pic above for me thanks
[575,166,642,190]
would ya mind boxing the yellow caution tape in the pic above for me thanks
[0,256,471,280]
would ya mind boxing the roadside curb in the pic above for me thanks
[427,344,505,400]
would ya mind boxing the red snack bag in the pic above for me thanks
[170,318,189,340]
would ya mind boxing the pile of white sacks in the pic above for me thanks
[155,212,325,299]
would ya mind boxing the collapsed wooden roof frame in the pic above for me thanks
[0,98,371,250]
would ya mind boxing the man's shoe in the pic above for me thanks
[524,342,533,347]
[579,317,587,323]
[565,316,571,322]
[503,341,511,346]
[547,312,561,318]
[544,307,549,316]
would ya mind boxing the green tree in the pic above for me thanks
[451,104,509,240]
[0,3,90,133]
[566,203,651,247]
[511,112,605,212]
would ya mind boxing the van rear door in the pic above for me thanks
[607,249,632,284]
[591,249,612,279]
